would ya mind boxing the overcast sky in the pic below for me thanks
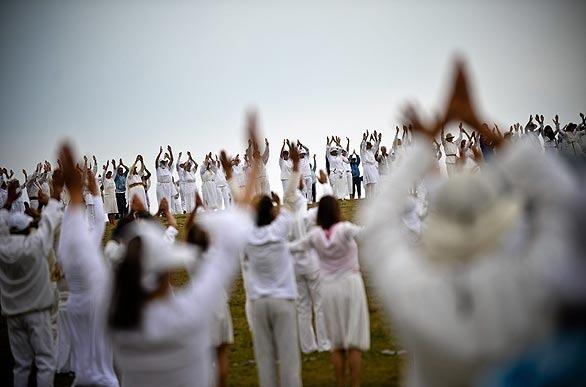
[1,0,585,208]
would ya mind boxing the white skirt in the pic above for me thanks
[363,164,379,185]
[103,191,118,214]
[128,185,147,208]
[211,298,234,347]
[321,272,370,351]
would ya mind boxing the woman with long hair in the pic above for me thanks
[290,171,370,387]
[243,143,302,387]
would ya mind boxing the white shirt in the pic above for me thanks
[110,208,252,387]
[243,172,299,300]
[0,199,62,315]
[279,157,293,181]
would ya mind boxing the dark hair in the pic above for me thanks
[317,195,341,230]
[256,195,276,226]
[544,125,555,140]
[108,237,147,330]
[186,223,210,251]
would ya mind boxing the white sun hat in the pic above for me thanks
[422,171,522,263]
[125,221,198,291]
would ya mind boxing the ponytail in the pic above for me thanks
[108,237,147,330]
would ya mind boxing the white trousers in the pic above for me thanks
[296,272,331,353]
[217,184,232,210]
[345,172,353,197]
[7,310,55,387]
[251,298,301,387]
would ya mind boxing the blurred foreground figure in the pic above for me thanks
[480,171,586,387]
[359,60,579,387]
[0,178,63,387]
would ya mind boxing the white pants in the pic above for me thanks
[7,310,55,387]
[345,172,353,197]
[296,272,331,353]
[251,298,301,387]
[217,184,232,210]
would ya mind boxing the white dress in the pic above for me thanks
[360,140,380,185]
[102,176,118,214]
[201,164,219,210]
[57,198,119,386]
[156,166,174,206]
[327,147,350,199]
[127,173,147,208]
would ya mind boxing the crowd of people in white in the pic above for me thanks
[1,65,586,387]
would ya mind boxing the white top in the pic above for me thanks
[110,208,252,387]
[288,190,320,275]
[358,139,577,387]
[279,157,293,180]
[360,139,380,166]
[326,147,349,174]
[0,199,62,315]
[156,166,173,184]
[243,172,300,300]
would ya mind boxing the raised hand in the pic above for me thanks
[289,143,300,172]
[317,169,328,184]
[59,143,84,204]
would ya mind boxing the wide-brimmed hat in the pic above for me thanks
[445,133,455,140]
[422,172,522,263]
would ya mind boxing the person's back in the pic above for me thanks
[244,212,297,300]
[111,283,214,387]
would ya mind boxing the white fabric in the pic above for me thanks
[57,198,119,386]
[0,199,62,315]
[250,298,301,387]
[296,272,330,353]
[102,176,118,214]
[156,166,174,205]
[244,173,300,301]
[321,272,370,351]
[110,208,252,387]
[127,173,147,208]
[358,139,577,387]
[7,310,55,387]
[361,139,380,185]
[201,164,219,210]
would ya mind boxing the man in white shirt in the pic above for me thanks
[1,176,64,387]
[279,140,293,195]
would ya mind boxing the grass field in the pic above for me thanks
[106,198,404,386]
[0,199,403,386]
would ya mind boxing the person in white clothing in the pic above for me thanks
[1,177,63,387]
[248,138,270,195]
[360,130,381,198]
[441,126,461,177]
[215,155,232,210]
[127,155,148,209]
[102,160,118,224]
[297,141,314,201]
[287,181,331,354]
[243,146,302,387]
[176,151,199,213]
[359,117,577,387]
[155,145,175,208]
[279,140,293,194]
[326,137,350,200]
[200,153,220,210]
[290,171,370,387]
[56,148,119,387]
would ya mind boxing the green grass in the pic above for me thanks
[103,199,404,386]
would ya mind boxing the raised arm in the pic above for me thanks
[176,152,183,173]
[167,145,174,168]
[262,139,270,164]
[155,146,163,169]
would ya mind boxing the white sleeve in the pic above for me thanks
[173,208,253,326]
[23,199,63,257]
